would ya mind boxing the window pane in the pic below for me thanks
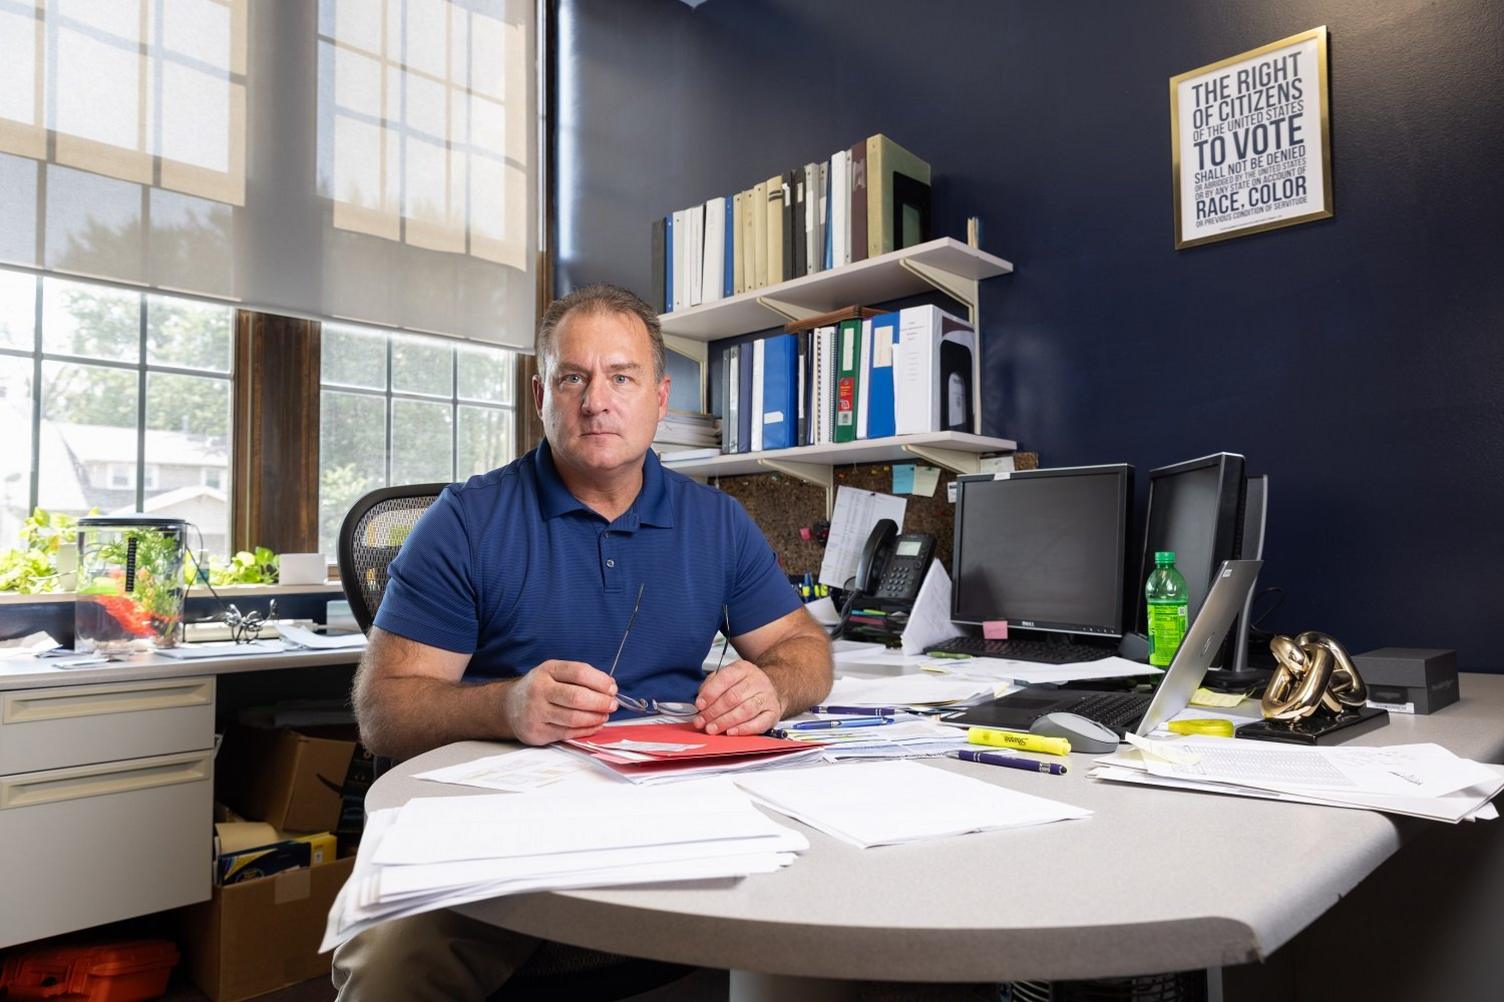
[0,357,33,541]
[0,270,35,349]
[147,295,232,372]
[457,405,511,478]
[42,278,140,362]
[40,361,139,516]
[145,372,231,555]
[322,323,387,389]
[456,343,512,404]
[319,389,387,556]
[391,333,452,396]
[390,398,452,484]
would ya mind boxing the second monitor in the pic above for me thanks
[946,464,1132,657]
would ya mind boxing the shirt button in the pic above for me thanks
[606,559,615,568]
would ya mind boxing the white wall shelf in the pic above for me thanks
[661,432,1016,515]
[659,237,1013,340]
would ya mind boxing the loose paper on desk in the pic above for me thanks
[322,777,808,951]
[0,631,58,659]
[735,760,1091,848]
[825,673,1003,707]
[415,747,615,793]
[157,639,286,658]
[938,655,1163,686]
[276,622,368,651]
[899,559,963,655]
[818,486,907,588]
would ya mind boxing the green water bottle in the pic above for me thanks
[1145,551,1189,668]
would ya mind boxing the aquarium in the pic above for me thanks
[75,517,189,657]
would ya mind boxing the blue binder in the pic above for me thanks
[761,334,799,451]
[737,339,754,453]
[865,312,899,439]
[664,214,674,312]
[723,197,735,298]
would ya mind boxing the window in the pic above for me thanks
[0,268,234,555]
[318,323,516,555]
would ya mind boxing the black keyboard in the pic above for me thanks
[1062,691,1151,730]
[925,636,1116,664]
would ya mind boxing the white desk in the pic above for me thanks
[0,646,360,948]
[366,674,1504,994]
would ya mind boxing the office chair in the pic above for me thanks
[336,483,696,1001]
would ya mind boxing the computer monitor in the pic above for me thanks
[1133,453,1247,638]
[951,464,1132,638]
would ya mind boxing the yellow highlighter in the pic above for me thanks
[967,726,1071,757]
[1168,718,1236,738]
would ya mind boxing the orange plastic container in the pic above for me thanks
[0,940,180,1001]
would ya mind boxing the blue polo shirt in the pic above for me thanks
[374,440,801,707]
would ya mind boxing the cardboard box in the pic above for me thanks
[219,726,358,833]
[178,855,354,1002]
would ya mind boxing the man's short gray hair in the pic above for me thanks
[535,283,665,381]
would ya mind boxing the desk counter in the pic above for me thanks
[367,673,1504,984]
[0,646,362,690]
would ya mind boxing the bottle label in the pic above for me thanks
[1147,601,1188,668]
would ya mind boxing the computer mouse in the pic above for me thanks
[1030,712,1121,754]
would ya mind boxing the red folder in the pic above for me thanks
[567,722,812,764]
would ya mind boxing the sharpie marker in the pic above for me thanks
[809,705,904,716]
[951,749,1068,776]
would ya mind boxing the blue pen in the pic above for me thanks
[951,749,1068,776]
[787,716,895,731]
[810,705,904,716]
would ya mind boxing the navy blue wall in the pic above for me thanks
[554,0,1504,669]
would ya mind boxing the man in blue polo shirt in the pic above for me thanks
[333,283,832,1000]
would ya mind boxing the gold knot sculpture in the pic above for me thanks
[1261,631,1369,721]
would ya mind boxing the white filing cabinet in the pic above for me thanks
[0,676,216,947]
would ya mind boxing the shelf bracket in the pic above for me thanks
[758,459,835,517]
[901,444,985,476]
[899,259,980,329]
[756,296,821,324]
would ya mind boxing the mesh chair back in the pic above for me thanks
[337,484,448,634]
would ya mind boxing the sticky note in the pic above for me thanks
[913,466,941,497]
[892,464,916,494]
[1190,687,1245,708]
[982,620,1008,640]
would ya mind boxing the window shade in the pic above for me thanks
[0,0,539,349]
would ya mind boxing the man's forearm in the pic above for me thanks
[355,673,519,761]
[753,633,834,717]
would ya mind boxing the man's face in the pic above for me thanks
[532,309,669,482]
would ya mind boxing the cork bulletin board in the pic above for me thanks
[712,453,1037,579]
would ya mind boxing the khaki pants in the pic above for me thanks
[332,907,541,1001]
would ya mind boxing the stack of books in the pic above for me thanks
[652,134,932,313]
[719,303,975,455]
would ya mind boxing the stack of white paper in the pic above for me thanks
[1090,737,1504,823]
[735,760,1092,848]
[776,719,972,762]
[824,673,1004,708]
[322,777,808,951]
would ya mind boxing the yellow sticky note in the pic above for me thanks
[1190,687,1244,708]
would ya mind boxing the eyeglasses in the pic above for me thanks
[607,591,728,721]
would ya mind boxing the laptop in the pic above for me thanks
[943,559,1262,737]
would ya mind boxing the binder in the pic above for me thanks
[834,318,862,443]
[781,171,796,285]
[821,159,832,272]
[741,187,757,292]
[701,196,726,304]
[765,175,785,286]
[864,312,899,439]
[848,138,868,264]
[652,216,667,313]
[671,208,688,312]
[751,181,768,290]
[803,163,818,276]
[761,333,798,451]
[830,149,848,268]
[855,317,874,439]
[795,330,809,446]
[732,192,746,296]
[723,196,735,298]
[791,169,806,279]
[866,134,932,258]
[898,306,976,434]
[686,202,704,307]
[749,337,766,452]
[736,341,753,453]
[722,345,738,454]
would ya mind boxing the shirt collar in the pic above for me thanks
[532,439,675,529]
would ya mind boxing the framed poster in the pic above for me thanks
[1171,26,1332,249]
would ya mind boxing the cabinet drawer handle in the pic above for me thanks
[2,677,213,724]
[0,751,212,810]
